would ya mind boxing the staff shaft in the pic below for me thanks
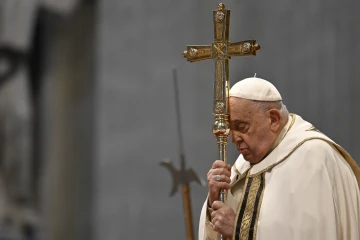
[182,184,194,240]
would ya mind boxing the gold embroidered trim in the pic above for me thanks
[239,174,262,240]
[232,171,250,239]
[230,167,251,188]
[234,166,241,176]
[231,114,295,181]
[232,172,265,240]
[285,113,296,136]
[253,174,266,240]
[306,125,322,133]
[249,137,340,177]
[326,141,360,188]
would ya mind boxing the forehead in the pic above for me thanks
[229,97,254,121]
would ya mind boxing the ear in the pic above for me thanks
[268,109,281,132]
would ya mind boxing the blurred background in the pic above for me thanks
[0,0,359,239]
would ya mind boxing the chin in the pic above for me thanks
[243,155,261,164]
[242,153,252,161]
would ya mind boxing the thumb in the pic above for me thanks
[212,200,226,210]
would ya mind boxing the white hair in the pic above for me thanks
[250,100,289,122]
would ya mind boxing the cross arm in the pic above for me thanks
[183,45,212,62]
[228,40,260,57]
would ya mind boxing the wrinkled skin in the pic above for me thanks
[207,160,231,207]
[206,97,286,237]
[229,97,283,164]
[211,201,236,238]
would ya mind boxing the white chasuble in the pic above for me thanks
[199,114,360,240]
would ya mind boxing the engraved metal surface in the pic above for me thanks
[215,11,225,22]
[212,43,227,58]
[182,4,260,239]
[184,45,212,62]
[228,40,261,56]
[189,48,198,57]
[215,22,223,40]
[215,102,225,113]
[215,60,224,100]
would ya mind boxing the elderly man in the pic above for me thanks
[199,77,360,240]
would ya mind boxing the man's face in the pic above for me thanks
[229,97,277,164]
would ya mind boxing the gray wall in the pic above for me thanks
[39,4,96,240]
[95,0,360,239]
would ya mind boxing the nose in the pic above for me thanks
[231,130,243,143]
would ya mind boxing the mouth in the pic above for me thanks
[236,143,249,154]
[238,148,249,154]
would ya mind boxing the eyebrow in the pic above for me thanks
[230,119,250,125]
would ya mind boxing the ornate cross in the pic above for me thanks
[183,3,260,118]
[183,4,260,239]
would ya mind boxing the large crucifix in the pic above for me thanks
[183,3,260,239]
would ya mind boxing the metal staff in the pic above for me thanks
[160,68,205,240]
[182,3,260,239]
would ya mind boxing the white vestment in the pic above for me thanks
[199,114,360,240]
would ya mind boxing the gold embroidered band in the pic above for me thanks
[233,173,265,240]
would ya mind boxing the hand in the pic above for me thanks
[207,160,231,206]
[211,201,236,238]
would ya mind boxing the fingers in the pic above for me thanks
[211,209,226,231]
[208,207,214,215]
[211,210,217,221]
[209,171,231,183]
[212,160,232,171]
[207,161,232,206]
[208,161,232,182]
[211,204,226,221]
[207,169,231,188]
[211,215,219,227]
[210,203,236,238]
[209,181,230,191]
[207,167,231,189]
[212,216,233,238]
[209,168,231,179]
[211,200,226,210]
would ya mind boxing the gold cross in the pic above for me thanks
[183,6,260,239]
[213,43,226,57]
[183,3,260,115]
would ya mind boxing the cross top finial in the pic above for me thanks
[218,3,225,10]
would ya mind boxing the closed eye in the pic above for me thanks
[230,121,249,133]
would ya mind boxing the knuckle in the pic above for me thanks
[214,160,225,167]
[209,186,218,194]
[212,223,218,230]
[217,184,225,190]
[220,182,228,188]
[223,169,231,176]
[225,207,232,214]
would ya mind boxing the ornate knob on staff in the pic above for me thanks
[182,3,260,239]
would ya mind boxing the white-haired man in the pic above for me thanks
[199,77,360,240]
